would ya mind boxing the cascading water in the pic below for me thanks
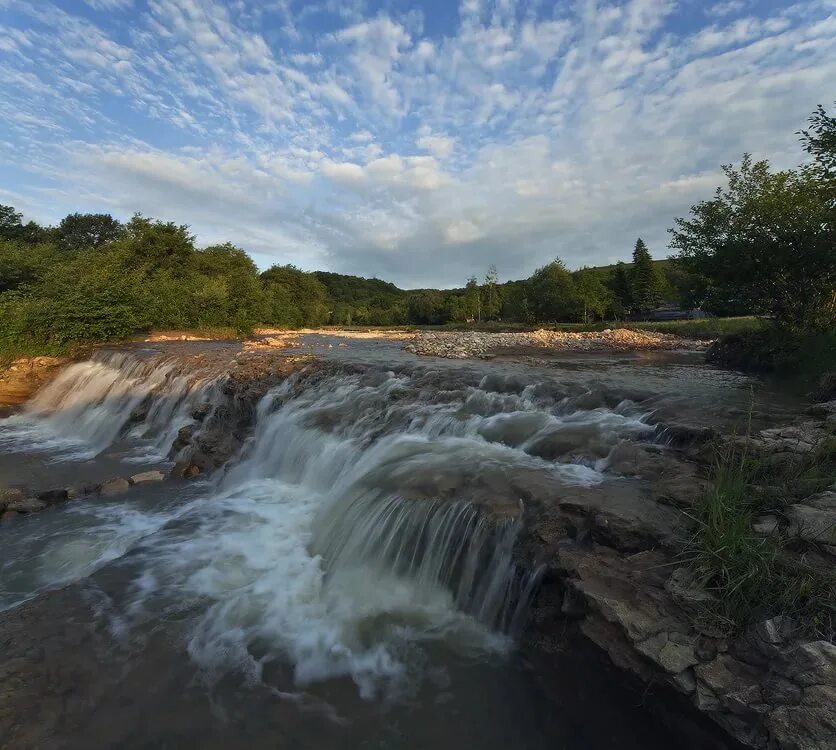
[0,349,222,461]
[0,354,656,698]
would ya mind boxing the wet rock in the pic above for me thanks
[1,510,21,523]
[0,486,27,512]
[99,478,130,497]
[36,488,69,505]
[129,470,165,484]
[6,496,47,513]
[128,404,148,423]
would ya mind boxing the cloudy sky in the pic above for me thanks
[0,0,833,287]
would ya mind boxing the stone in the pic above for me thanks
[786,492,836,546]
[636,631,700,674]
[0,486,27,511]
[6,496,46,513]
[99,478,130,497]
[1,510,20,523]
[752,514,779,536]
[183,464,200,479]
[767,684,836,750]
[36,488,69,505]
[129,470,165,484]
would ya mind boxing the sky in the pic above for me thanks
[0,0,834,287]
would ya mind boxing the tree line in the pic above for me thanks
[1,102,832,354]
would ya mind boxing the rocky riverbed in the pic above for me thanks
[0,336,833,750]
[403,327,706,358]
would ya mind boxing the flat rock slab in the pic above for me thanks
[99,478,130,497]
[130,470,165,484]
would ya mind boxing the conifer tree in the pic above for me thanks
[630,238,662,314]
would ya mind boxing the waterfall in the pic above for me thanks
[0,355,656,697]
[0,350,222,460]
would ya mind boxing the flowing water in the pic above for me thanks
[0,339,796,749]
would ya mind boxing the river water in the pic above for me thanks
[0,337,795,749]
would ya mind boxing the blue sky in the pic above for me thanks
[0,0,834,287]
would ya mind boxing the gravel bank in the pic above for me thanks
[404,327,707,358]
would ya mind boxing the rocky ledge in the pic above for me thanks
[523,411,836,749]
[0,356,68,412]
[404,327,706,359]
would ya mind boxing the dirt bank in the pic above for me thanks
[0,356,69,411]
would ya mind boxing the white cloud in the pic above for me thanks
[1,0,834,287]
[416,133,455,159]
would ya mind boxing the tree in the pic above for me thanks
[57,212,122,251]
[630,238,662,315]
[799,101,836,181]
[528,259,581,322]
[573,268,611,323]
[0,205,23,241]
[670,153,836,331]
[482,265,501,321]
[608,262,633,317]
[464,276,480,322]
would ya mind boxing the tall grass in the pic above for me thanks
[685,439,836,639]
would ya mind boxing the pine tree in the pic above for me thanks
[610,261,633,316]
[630,238,662,315]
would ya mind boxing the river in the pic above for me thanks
[0,336,797,749]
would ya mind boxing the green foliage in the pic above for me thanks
[686,444,835,638]
[262,265,329,327]
[630,238,663,313]
[528,259,581,322]
[670,154,836,331]
[799,101,836,180]
[56,212,122,251]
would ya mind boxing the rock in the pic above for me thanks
[786,492,836,545]
[767,684,836,750]
[0,486,27,512]
[812,371,836,402]
[36,488,69,505]
[637,631,700,674]
[183,464,200,479]
[752,514,779,536]
[6,496,47,513]
[665,567,717,616]
[99,478,130,497]
[1,510,21,523]
[129,470,165,484]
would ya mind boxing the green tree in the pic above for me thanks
[799,101,836,180]
[573,268,611,323]
[608,261,633,317]
[57,213,122,251]
[481,265,501,321]
[630,238,662,315]
[0,205,23,240]
[464,276,481,322]
[670,153,836,330]
[528,259,581,322]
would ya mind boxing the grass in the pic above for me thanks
[685,436,836,639]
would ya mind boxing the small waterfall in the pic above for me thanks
[0,350,221,460]
[0,356,658,697]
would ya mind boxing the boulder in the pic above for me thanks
[36,488,69,506]
[0,486,27,512]
[1,510,20,523]
[786,492,836,546]
[99,478,130,497]
[129,470,165,484]
[6,496,47,513]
